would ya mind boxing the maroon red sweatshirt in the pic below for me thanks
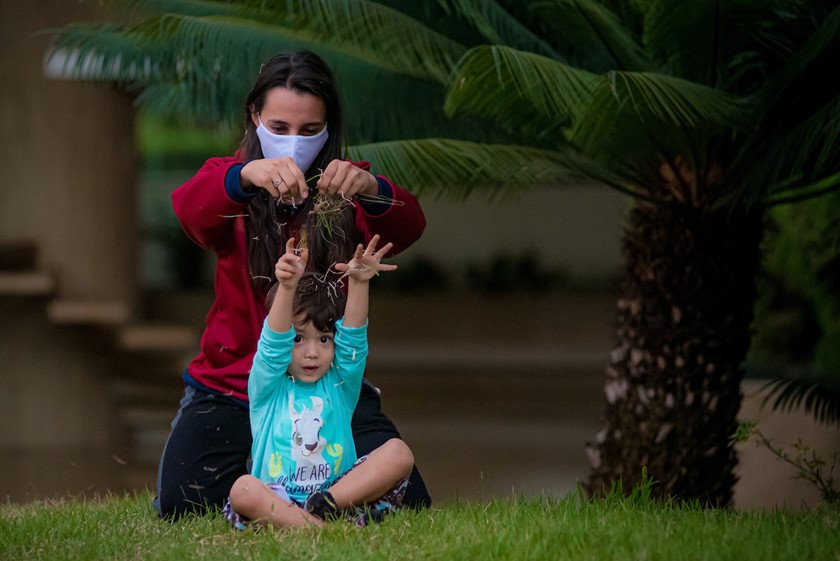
[171,156,426,402]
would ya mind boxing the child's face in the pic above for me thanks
[289,317,335,383]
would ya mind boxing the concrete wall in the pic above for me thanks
[0,298,112,448]
[403,184,628,282]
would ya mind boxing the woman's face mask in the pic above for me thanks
[256,118,329,173]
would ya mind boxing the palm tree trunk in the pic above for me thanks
[586,198,763,506]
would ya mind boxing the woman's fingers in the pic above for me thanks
[274,160,308,202]
[242,158,309,202]
[316,160,376,198]
[317,161,348,196]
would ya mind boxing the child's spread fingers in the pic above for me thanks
[354,243,366,260]
[373,242,394,260]
[364,234,381,254]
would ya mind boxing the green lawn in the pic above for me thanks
[1,489,837,561]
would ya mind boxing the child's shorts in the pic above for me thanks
[224,454,408,529]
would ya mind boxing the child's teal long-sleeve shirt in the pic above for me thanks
[248,318,368,503]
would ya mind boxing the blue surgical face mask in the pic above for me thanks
[255,118,329,172]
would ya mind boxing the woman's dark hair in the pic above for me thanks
[265,272,347,333]
[241,50,359,293]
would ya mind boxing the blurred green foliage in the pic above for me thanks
[465,251,567,294]
[137,111,238,170]
[752,191,840,375]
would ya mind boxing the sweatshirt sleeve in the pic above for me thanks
[349,160,427,257]
[332,318,368,409]
[248,320,295,408]
[171,156,249,251]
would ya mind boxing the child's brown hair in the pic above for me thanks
[265,272,347,332]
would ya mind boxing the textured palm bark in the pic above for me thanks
[586,198,763,506]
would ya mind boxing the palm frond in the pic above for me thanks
[719,2,808,95]
[44,22,161,83]
[526,0,649,71]
[642,0,732,84]
[51,3,463,84]
[346,139,586,200]
[616,71,745,127]
[570,71,747,166]
[761,100,840,201]
[47,13,475,142]
[234,0,467,83]
[113,0,240,17]
[439,0,561,59]
[152,13,472,140]
[761,375,840,427]
[767,172,840,206]
[756,4,840,137]
[444,45,599,139]
[717,6,840,211]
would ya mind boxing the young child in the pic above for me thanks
[225,235,414,528]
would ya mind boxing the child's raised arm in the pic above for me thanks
[335,234,397,328]
[267,238,308,332]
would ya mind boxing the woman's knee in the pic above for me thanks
[156,483,205,520]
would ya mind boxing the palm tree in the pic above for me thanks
[439,1,839,506]
[48,0,840,505]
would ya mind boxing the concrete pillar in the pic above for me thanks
[0,0,135,454]
[0,0,137,311]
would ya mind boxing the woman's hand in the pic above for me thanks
[335,235,397,283]
[241,157,309,204]
[274,238,308,289]
[316,159,378,199]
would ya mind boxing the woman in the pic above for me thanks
[154,50,429,519]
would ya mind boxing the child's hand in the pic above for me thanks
[274,238,308,288]
[335,234,397,282]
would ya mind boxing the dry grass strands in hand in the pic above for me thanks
[309,192,353,238]
[308,190,405,238]
[355,193,406,208]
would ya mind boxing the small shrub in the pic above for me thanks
[732,420,840,507]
